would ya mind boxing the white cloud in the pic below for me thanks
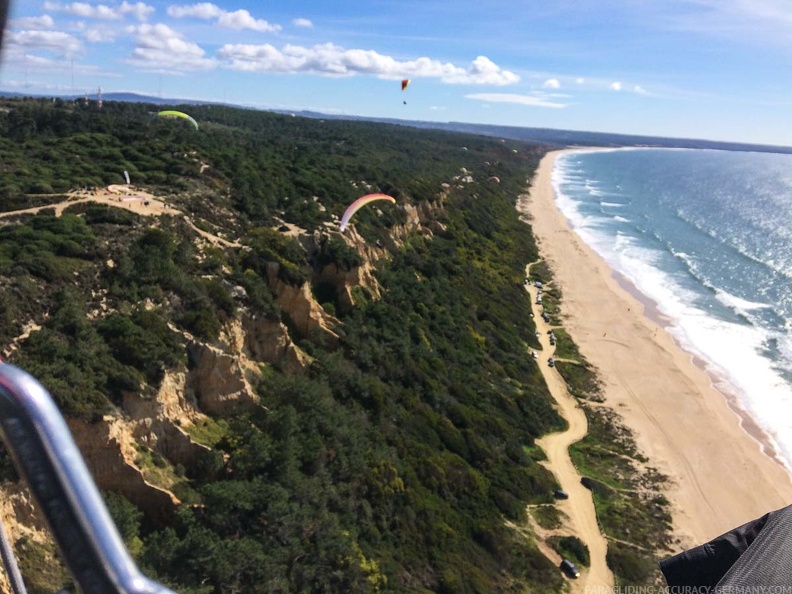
[218,43,518,85]
[610,81,622,91]
[543,78,560,89]
[126,23,216,70]
[292,18,313,28]
[166,2,222,19]
[168,3,281,32]
[6,29,84,57]
[444,56,519,85]
[121,1,155,20]
[11,15,56,29]
[575,77,585,84]
[465,92,567,109]
[43,1,154,21]
[218,10,280,32]
[82,25,117,42]
[634,84,648,94]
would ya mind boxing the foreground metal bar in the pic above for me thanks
[0,514,27,594]
[0,363,176,594]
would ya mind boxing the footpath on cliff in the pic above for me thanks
[524,262,614,592]
[0,185,240,248]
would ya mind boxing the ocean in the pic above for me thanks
[552,148,792,471]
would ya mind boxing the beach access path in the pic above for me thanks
[524,265,614,591]
[518,150,792,552]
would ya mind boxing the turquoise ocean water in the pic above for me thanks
[553,148,792,470]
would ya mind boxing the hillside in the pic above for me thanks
[0,97,669,593]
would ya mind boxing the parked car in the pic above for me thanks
[560,559,580,579]
[554,489,569,500]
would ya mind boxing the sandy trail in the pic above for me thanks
[519,150,792,552]
[3,186,240,249]
[525,267,614,591]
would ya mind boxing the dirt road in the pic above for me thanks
[525,264,614,591]
[3,186,240,248]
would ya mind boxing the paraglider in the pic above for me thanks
[123,170,130,185]
[488,176,501,183]
[401,79,410,104]
[339,194,396,232]
[156,110,199,130]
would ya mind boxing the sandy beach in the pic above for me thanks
[519,149,792,550]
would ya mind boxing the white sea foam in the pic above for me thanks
[614,237,792,472]
[552,149,792,472]
[715,289,772,313]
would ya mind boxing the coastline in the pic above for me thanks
[519,149,792,549]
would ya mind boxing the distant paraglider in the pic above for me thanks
[339,194,396,232]
[401,79,410,104]
[488,176,501,184]
[156,110,199,130]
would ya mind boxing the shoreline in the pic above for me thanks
[520,149,792,549]
[609,263,786,469]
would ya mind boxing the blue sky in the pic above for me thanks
[2,0,792,146]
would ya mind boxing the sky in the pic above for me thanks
[2,0,792,147]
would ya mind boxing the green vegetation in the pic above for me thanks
[571,405,671,585]
[555,360,603,401]
[0,97,670,592]
[185,417,230,448]
[548,535,590,567]
[14,535,72,594]
[547,328,577,360]
[531,505,565,530]
[547,323,603,401]
[529,261,553,285]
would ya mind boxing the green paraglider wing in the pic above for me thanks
[156,110,199,130]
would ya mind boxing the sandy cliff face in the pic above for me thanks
[69,417,180,524]
[123,370,210,468]
[318,260,380,311]
[187,341,260,415]
[0,485,55,593]
[390,199,448,241]
[185,309,315,414]
[265,261,341,345]
[239,314,311,374]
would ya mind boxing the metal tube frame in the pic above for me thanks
[0,363,176,594]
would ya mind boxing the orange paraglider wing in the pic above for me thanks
[401,79,410,91]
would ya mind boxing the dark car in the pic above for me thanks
[554,489,569,500]
[560,559,580,579]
